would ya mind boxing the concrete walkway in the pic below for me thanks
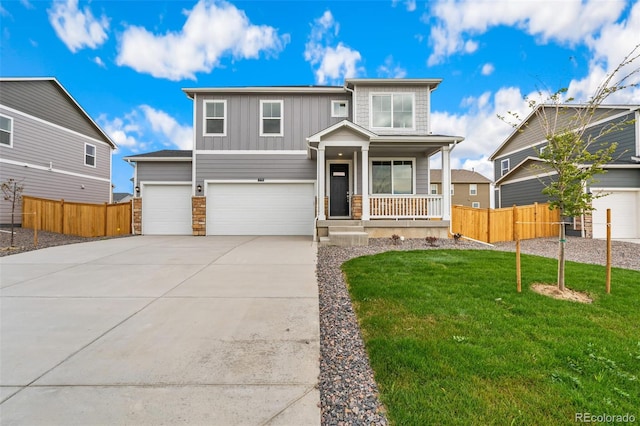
[0,236,319,425]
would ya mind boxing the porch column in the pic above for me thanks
[361,147,370,220]
[426,154,431,194]
[317,147,326,220]
[442,145,451,221]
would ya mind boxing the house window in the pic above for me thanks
[469,184,478,196]
[260,100,283,136]
[430,183,438,195]
[451,184,455,195]
[501,159,510,176]
[85,143,96,167]
[371,159,414,194]
[0,114,12,147]
[204,100,226,136]
[472,202,480,208]
[331,100,348,117]
[371,93,414,129]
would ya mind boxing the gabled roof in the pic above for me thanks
[123,149,192,162]
[183,85,345,98]
[306,120,377,143]
[345,78,442,90]
[494,156,554,185]
[430,169,493,184]
[0,77,116,149]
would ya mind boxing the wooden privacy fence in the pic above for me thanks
[22,196,132,238]
[452,202,561,243]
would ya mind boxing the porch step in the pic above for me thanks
[328,225,365,233]
[320,225,369,247]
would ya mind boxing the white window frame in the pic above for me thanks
[331,100,349,118]
[501,159,510,176]
[430,183,438,195]
[472,202,480,208]
[451,184,455,195]
[369,92,415,130]
[469,184,478,196]
[203,100,226,136]
[84,143,96,168]
[0,114,13,147]
[260,99,283,137]
[369,157,416,195]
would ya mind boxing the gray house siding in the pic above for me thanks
[195,93,350,151]
[0,80,107,142]
[592,169,640,188]
[499,177,551,208]
[195,154,315,188]
[137,162,192,182]
[0,162,111,225]
[493,148,537,181]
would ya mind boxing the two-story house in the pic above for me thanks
[0,78,116,225]
[490,104,640,240]
[124,79,464,243]
[429,169,492,208]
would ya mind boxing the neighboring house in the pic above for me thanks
[124,79,464,242]
[0,78,116,225]
[429,169,492,208]
[490,104,640,239]
[113,192,133,203]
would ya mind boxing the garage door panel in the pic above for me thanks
[143,185,192,235]
[592,190,639,239]
[207,183,314,235]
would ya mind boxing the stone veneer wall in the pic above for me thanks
[351,195,362,220]
[132,197,142,235]
[583,212,593,239]
[192,196,206,236]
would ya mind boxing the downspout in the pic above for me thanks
[307,142,320,242]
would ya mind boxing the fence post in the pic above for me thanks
[487,208,491,243]
[534,202,538,238]
[512,205,517,241]
[60,199,65,234]
[104,202,108,237]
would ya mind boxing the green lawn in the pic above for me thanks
[342,250,640,425]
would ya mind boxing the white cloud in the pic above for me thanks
[392,0,417,12]
[377,55,407,78]
[304,10,363,85]
[48,0,109,53]
[116,0,289,81]
[93,56,106,68]
[99,107,192,153]
[481,63,494,76]
[426,0,626,65]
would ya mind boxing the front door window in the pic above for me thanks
[329,163,350,217]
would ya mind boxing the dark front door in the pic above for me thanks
[330,163,350,217]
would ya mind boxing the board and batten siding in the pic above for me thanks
[0,80,107,142]
[0,162,111,225]
[195,154,315,188]
[137,162,192,182]
[194,93,350,151]
[353,85,430,135]
[0,106,111,180]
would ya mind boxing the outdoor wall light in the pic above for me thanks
[135,185,140,195]
[197,184,202,192]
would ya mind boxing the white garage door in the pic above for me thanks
[592,190,640,239]
[142,184,192,235]
[207,182,315,235]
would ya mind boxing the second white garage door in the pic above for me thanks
[207,182,315,235]
[592,189,640,239]
[142,184,192,235]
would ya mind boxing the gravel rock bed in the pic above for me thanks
[317,236,639,425]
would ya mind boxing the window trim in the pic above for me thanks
[472,202,480,208]
[430,183,438,195]
[260,99,283,137]
[203,100,227,136]
[369,157,416,195]
[469,183,478,196]
[84,143,96,168]
[500,159,510,176]
[0,114,13,148]
[369,92,415,130]
[331,100,349,118]
[451,184,454,196]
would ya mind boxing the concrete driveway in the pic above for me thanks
[0,235,319,425]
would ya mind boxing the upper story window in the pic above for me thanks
[331,100,349,118]
[0,114,13,147]
[204,100,226,136]
[371,159,414,195]
[469,184,478,196]
[501,159,510,176]
[85,143,96,167]
[260,100,283,136]
[371,93,414,129]
[430,183,438,195]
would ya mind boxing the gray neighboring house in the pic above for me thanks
[124,79,464,241]
[0,77,116,225]
[490,104,640,239]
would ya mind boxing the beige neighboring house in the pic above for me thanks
[430,169,492,208]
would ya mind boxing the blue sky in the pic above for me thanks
[1,0,639,193]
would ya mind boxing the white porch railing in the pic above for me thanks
[369,195,443,219]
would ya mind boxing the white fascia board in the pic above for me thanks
[183,86,345,98]
[307,120,377,143]
[122,157,192,162]
[0,158,111,183]
[370,135,464,143]
[494,156,546,185]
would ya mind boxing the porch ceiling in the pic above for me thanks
[310,144,443,160]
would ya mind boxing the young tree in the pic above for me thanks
[501,44,639,291]
[1,178,25,247]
